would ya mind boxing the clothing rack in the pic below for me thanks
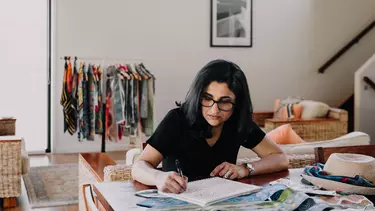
[59,56,143,62]
[59,56,152,152]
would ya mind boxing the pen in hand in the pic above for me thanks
[175,159,184,178]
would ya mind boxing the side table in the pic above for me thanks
[79,153,116,211]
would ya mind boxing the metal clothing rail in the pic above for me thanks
[60,56,146,152]
[59,56,144,61]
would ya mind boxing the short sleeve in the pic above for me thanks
[146,109,181,157]
[241,120,266,149]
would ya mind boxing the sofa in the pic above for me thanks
[237,131,370,168]
[253,107,348,142]
[0,136,30,207]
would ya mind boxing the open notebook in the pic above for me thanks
[158,177,262,207]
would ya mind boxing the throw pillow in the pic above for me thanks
[273,99,303,120]
[299,100,330,119]
[266,124,306,145]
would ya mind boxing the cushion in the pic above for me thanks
[273,98,303,120]
[266,124,305,145]
[299,100,330,119]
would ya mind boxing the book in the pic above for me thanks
[158,177,262,207]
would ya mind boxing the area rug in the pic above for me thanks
[22,164,78,208]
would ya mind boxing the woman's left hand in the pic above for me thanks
[210,162,249,180]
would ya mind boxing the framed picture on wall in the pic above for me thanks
[210,0,253,47]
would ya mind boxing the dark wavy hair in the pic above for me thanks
[177,59,253,139]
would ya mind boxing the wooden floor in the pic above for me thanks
[2,151,127,211]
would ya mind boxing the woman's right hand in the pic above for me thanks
[155,171,188,194]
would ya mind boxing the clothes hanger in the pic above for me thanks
[117,65,131,80]
[126,64,140,80]
[139,63,154,79]
[120,64,133,78]
[130,63,143,80]
[135,64,149,80]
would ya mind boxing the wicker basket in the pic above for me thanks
[0,119,16,136]
[0,139,22,198]
[104,164,133,181]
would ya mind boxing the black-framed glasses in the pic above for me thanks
[201,96,235,112]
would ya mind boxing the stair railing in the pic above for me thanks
[318,20,375,73]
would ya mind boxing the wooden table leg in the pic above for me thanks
[3,197,17,208]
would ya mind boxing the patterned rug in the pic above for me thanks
[22,164,79,208]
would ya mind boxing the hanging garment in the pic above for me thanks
[87,64,96,140]
[71,57,78,131]
[140,78,148,118]
[112,66,125,124]
[82,63,90,139]
[77,62,84,141]
[106,67,118,142]
[66,58,73,93]
[95,65,103,134]
[60,58,76,135]
[144,77,154,136]
[131,75,139,136]
[61,58,68,133]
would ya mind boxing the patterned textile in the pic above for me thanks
[95,65,103,134]
[106,75,118,142]
[60,58,76,135]
[82,64,90,139]
[77,62,84,141]
[318,194,374,210]
[71,57,78,131]
[87,65,95,140]
[303,163,375,188]
[138,185,335,211]
[61,59,155,142]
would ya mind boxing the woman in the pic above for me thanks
[131,59,289,194]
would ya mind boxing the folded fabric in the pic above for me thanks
[318,194,375,210]
[303,163,375,188]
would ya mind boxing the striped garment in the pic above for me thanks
[60,58,76,135]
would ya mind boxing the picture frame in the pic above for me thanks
[210,0,253,48]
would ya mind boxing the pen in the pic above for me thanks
[175,159,184,178]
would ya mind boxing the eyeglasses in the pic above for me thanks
[201,96,235,112]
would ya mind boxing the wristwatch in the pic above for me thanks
[244,163,255,176]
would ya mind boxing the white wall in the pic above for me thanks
[53,0,375,153]
[0,0,48,152]
[355,54,375,145]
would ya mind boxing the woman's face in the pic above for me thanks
[201,81,236,128]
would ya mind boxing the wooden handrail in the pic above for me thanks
[364,76,375,91]
[318,20,375,73]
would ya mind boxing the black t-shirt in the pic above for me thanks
[146,108,265,181]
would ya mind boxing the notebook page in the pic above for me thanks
[159,177,262,207]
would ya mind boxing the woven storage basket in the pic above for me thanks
[104,164,133,182]
[0,118,16,136]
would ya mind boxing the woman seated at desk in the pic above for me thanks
[132,59,289,194]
